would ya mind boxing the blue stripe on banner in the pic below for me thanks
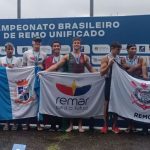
[34,66,43,121]
[0,67,12,120]
[34,66,41,98]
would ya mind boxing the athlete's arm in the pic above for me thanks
[142,58,148,79]
[16,58,22,67]
[22,52,27,66]
[39,53,47,70]
[100,56,114,76]
[127,57,142,73]
[46,54,68,72]
[38,64,44,70]
[121,57,130,69]
[84,55,96,73]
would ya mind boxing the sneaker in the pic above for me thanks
[112,127,120,134]
[101,126,108,134]
[49,127,57,132]
[11,124,18,131]
[3,124,9,131]
[57,128,63,132]
[37,126,43,131]
[22,124,29,131]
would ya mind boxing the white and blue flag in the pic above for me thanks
[0,66,38,120]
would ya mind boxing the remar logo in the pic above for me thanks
[56,80,91,96]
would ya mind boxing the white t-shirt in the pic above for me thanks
[53,55,64,72]
[22,49,47,66]
[0,56,22,68]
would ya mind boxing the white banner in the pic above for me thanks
[39,72,105,118]
[109,63,150,123]
[0,66,38,120]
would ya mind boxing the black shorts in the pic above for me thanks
[104,77,111,101]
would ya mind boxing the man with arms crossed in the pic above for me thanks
[121,44,148,134]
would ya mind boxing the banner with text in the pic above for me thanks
[0,15,150,72]
[109,63,150,123]
[39,72,105,118]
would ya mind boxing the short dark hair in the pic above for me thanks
[110,41,122,50]
[126,44,136,50]
[51,41,61,47]
[72,37,81,43]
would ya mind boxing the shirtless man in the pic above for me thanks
[100,41,122,134]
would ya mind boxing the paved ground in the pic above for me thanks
[0,128,150,150]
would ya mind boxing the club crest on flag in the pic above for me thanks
[56,80,91,96]
[14,79,35,104]
[130,81,150,110]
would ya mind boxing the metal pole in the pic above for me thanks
[17,0,21,18]
[90,0,94,17]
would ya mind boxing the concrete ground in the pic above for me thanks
[0,128,150,150]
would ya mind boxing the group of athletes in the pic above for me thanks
[0,36,149,135]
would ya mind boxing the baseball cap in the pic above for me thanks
[32,36,42,43]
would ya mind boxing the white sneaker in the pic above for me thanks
[11,124,18,131]
[3,124,9,131]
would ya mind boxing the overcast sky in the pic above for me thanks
[0,0,150,19]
